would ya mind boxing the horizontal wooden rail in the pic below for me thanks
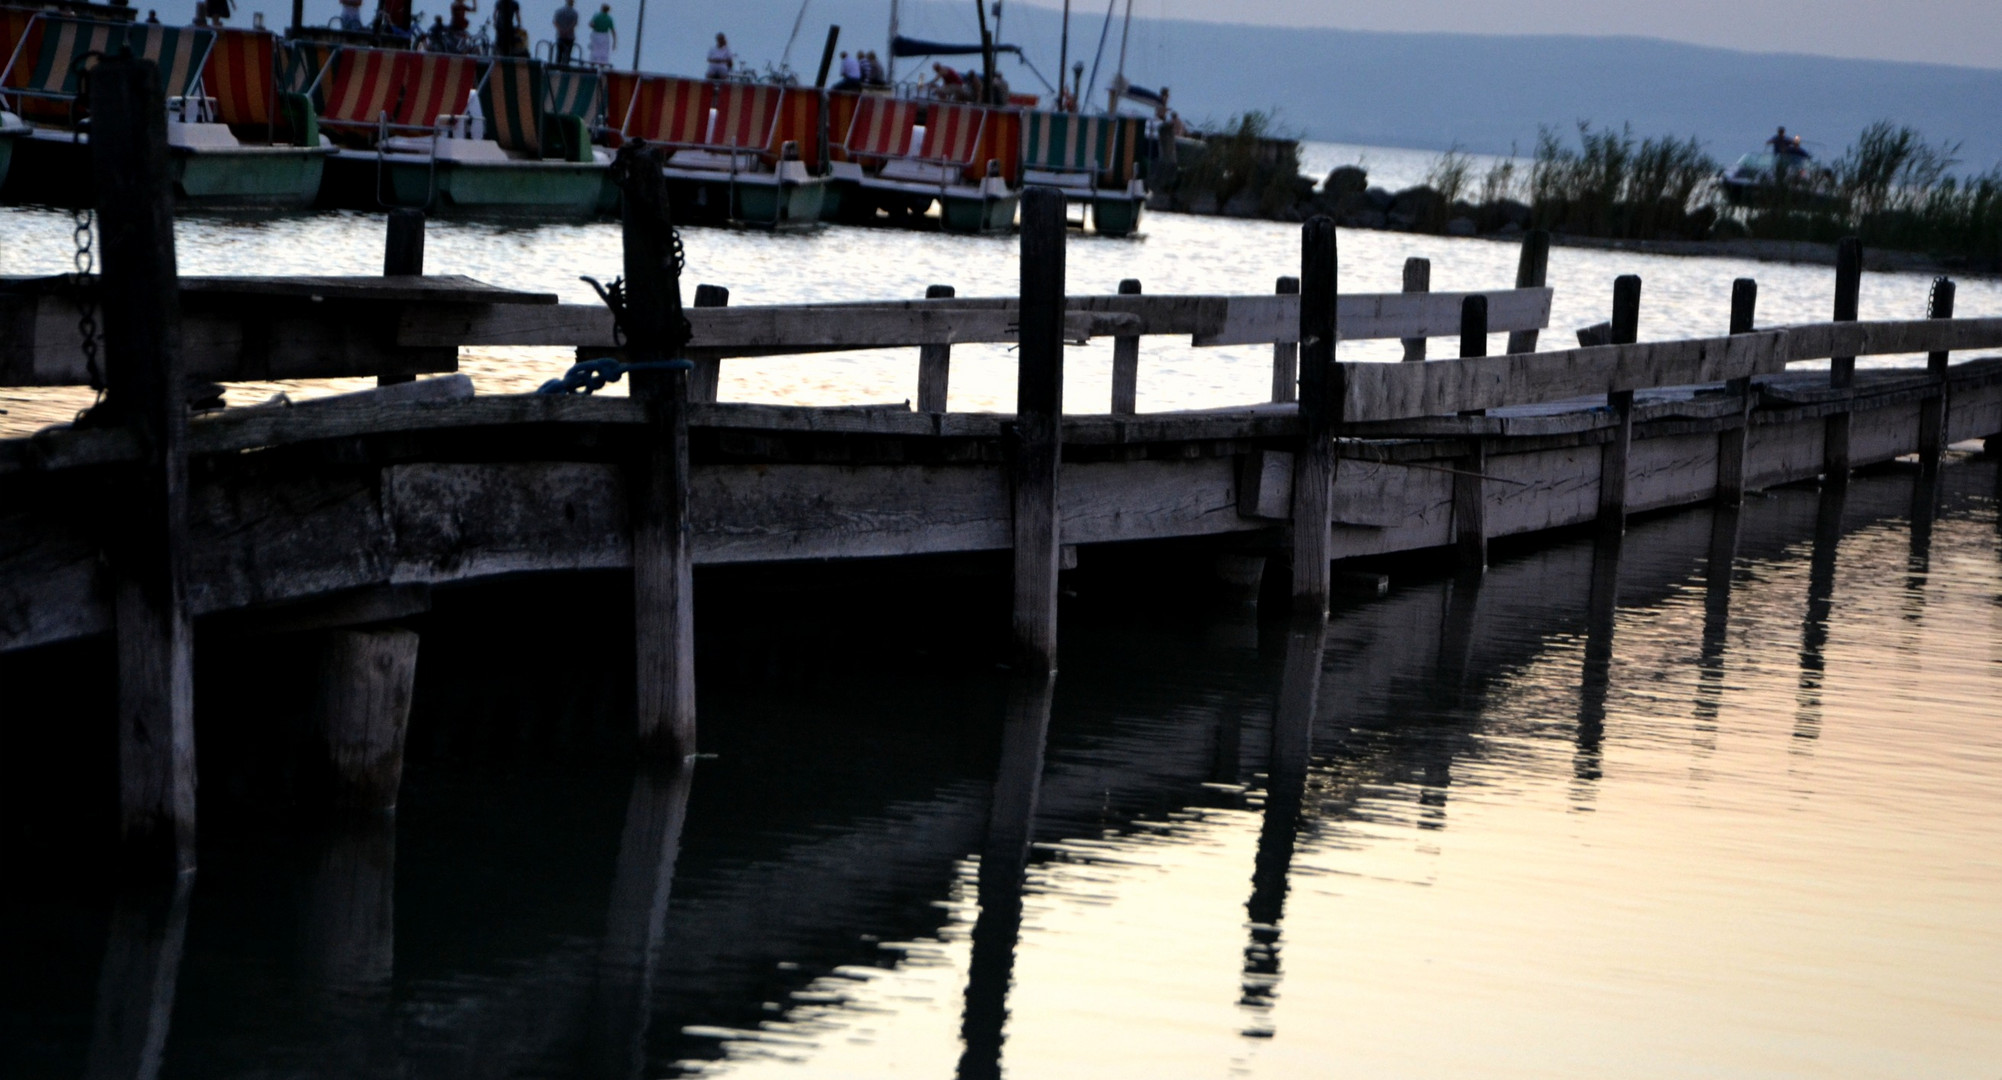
[1775,316,2002,362]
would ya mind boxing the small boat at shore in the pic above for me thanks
[1717,149,1840,212]
[307,47,604,218]
[603,73,825,227]
[826,93,1018,233]
[0,15,329,209]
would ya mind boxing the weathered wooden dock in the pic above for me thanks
[5,58,2002,877]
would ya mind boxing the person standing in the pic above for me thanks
[705,32,734,79]
[587,3,615,66]
[338,0,363,30]
[493,0,521,55]
[552,0,578,64]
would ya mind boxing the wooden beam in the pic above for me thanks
[1918,277,1956,469]
[1200,287,1552,348]
[304,628,418,813]
[1400,257,1430,362]
[378,210,424,387]
[1110,279,1142,415]
[1825,238,1862,480]
[1013,189,1066,673]
[687,284,729,404]
[1453,438,1487,572]
[1505,229,1551,355]
[93,56,197,875]
[1269,276,1299,403]
[1599,275,1642,537]
[620,146,698,762]
[1716,278,1758,505]
[1291,217,1338,614]
[917,284,955,413]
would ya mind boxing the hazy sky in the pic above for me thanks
[1012,0,2002,69]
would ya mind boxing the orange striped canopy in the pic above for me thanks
[765,85,820,165]
[616,73,711,145]
[389,51,477,129]
[709,82,779,150]
[1,9,40,91]
[843,95,916,158]
[203,27,277,126]
[918,102,984,166]
[320,46,398,127]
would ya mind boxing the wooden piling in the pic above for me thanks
[1291,217,1339,614]
[1110,278,1142,414]
[92,56,196,873]
[83,876,193,1080]
[687,284,729,404]
[1400,257,1430,362]
[1505,229,1550,354]
[1270,275,1300,403]
[916,283,955,413]
[1824,237,1862,480]
[618,145,697,760]
[1012,188,1066,672]
[377,211,424,386]
[305,628,419,812]
[1716,278,1758,505]
[1454,294,1489,571]
[1918,277,1956,469]
[1598,275,1641,537]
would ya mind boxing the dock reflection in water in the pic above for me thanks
[5,460,2002,1078]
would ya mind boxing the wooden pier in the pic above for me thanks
[5,57,2002,874]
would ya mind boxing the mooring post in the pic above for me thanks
[1399,256,1430,362]
[304,628,419,812]
[1269,275,1300,403]
[1291,217,1339,613]
[1505,229,1551,354]
[1716,278,1759,505]
[1598,274,1641,538]
[1012,188,1066,672]
[379,210,424,386]
[1824,237,1862,482]
[1917,277,1956,471]
[1110,278,1142,415]
[917,283,955,412]
[1454,294,1489,572]
[687,283,729,404]
[91,55,196,874]
[618,144,697,760]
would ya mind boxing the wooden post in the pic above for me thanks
[304,628,419,812]
[1824,237,1862,480]
[916,283,955,413]
[1399,257,1429,362]
[1917,277,1955,470]
[378,210,424,387]
[1291,217,1339,613]
[1598,274,1640,538]
[1109,278,1142,414]
[687,283,728,404]
[1454,294,1488,571]
[83,876,194,1080]
[92,56,196,874]
[619,145,697,760]
[1012,188,1066,672]
[1716,278,1758,505]
[1504,229,1550,354]
[1269,275,1299,403]
[591,760,696,1080]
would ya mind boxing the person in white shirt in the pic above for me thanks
[839,50,861,84]
[706,32,735,79]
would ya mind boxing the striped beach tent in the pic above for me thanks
[824,91,862,161]
[318,46,399,131]
[202,28,279,126]
[479,57,540,156]
[5,17,123,101]
[917,102,985,166]
[766,85,820,165]
[1096,115,1144,185]
[709,81,779,150]
[842,95,916,159]
[974,106,1021,184]
[618,74,710,146]
[543,65,600,124]
[1020,110,1102,175]
[388,51,478,130]
[121,22,216,99]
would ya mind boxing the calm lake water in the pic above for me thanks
[4,144,2002,1077]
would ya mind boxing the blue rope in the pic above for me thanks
[536,356,695,395]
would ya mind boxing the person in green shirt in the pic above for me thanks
[587,3,616,65]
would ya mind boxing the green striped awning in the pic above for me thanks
[1020,110,1101,173]
[543,66,600,124]
[122,22,215,98]
[480,56,541,155]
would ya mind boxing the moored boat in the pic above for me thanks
[1717,148,1840,212]
[308,47,605,218]
[603,73,825,227]
[1019,109,1146,236]
[0,106,24,190]
[826,93,1018,233]
[0,15,330,209]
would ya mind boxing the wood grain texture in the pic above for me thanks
[306,628,419,811]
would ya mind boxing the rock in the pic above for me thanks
[1323,165,1368,198]
[1363,186,1393,211]
[1387,186,1447,232]
[1495,221,1524,236]
[1710,214,1750,240]
[1445,216,1477,237]
[1339,208,1388,230]
[1222,189,1264,218]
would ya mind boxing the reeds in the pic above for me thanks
[1742,122,2002,262]
[1528,122,1717,239]
[1176,110,1304,215]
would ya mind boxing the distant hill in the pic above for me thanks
[297,0,2002,169]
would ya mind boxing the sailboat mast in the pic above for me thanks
[887,0,900,83]
[1111,0,1133,112]
[632,0,647,71]
[974,0,995,103]
[1058,0,1070,108]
